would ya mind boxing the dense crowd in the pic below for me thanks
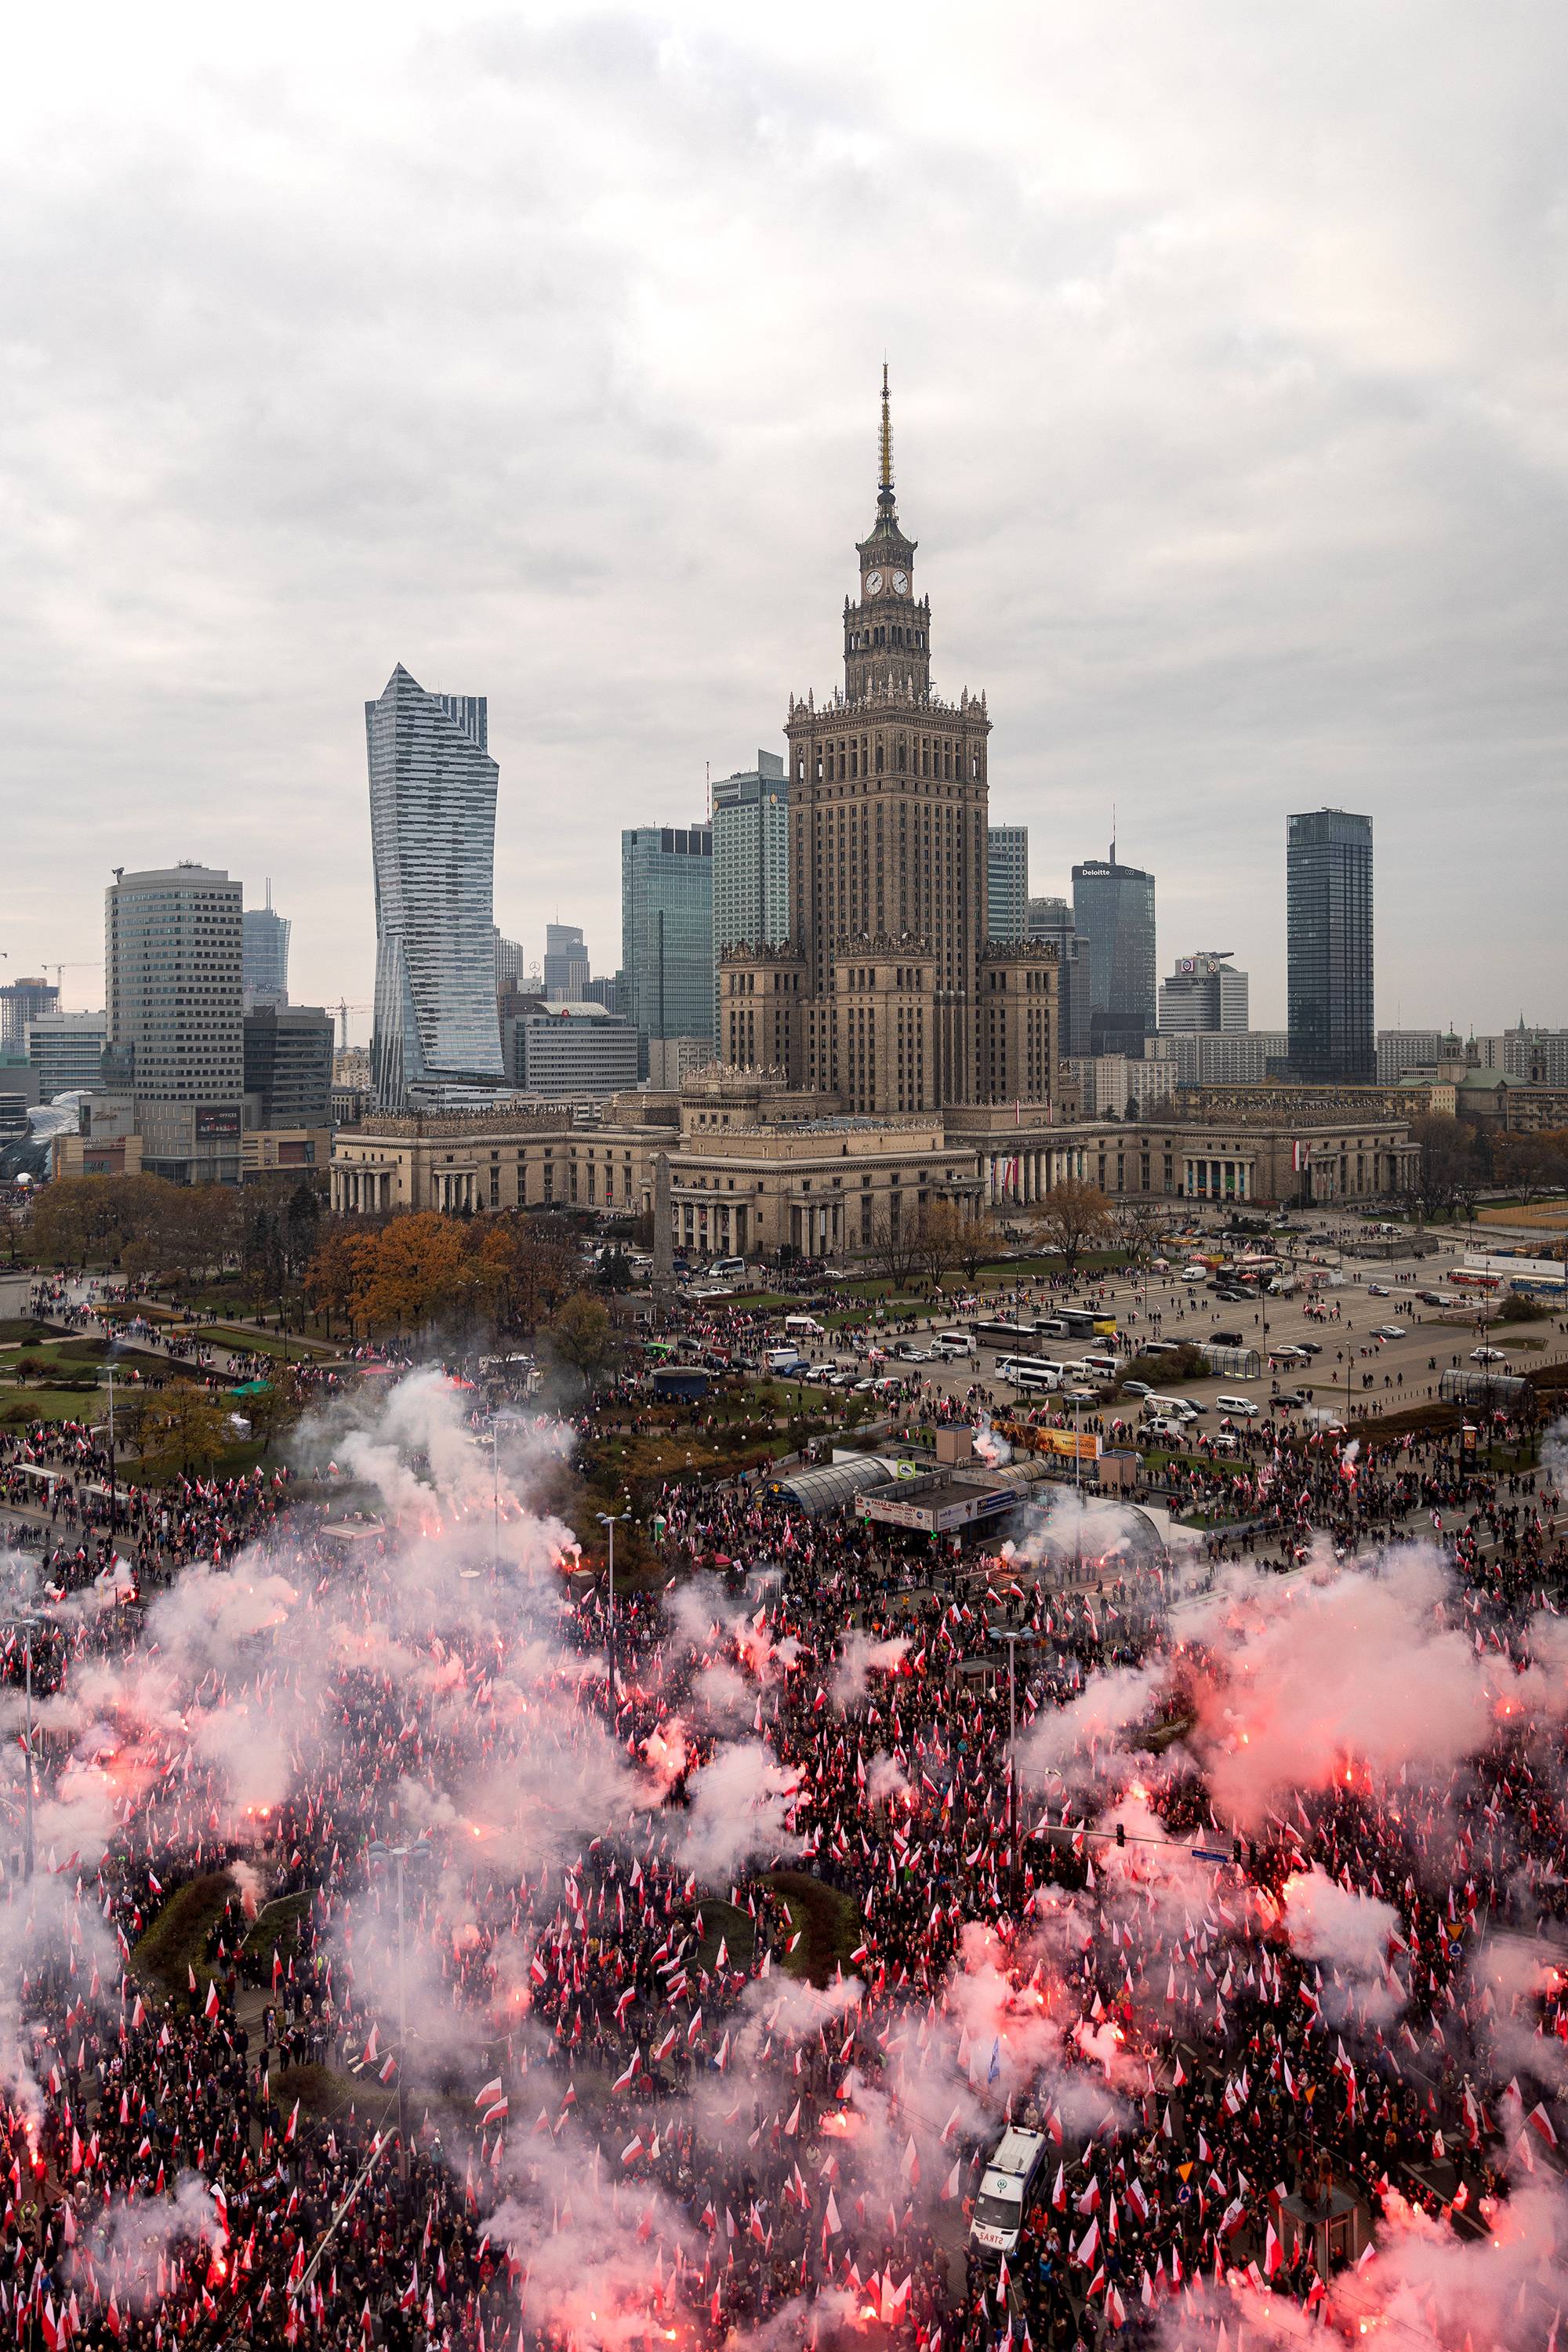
[0,1263,1563,2347]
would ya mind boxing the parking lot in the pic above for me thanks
[770,1227,1568,1434]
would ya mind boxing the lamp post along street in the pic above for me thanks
[106,1360,117,1532]
[1,1616,42,1882]
[365,1839,434,2180]
[989,1627,1035,1912]
[492,1418,501,1577]
[597,1512,629,1705]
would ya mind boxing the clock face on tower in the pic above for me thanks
[891,570,908,593]
[865,570,883,595]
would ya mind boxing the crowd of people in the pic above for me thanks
[0,1229,1566,2349]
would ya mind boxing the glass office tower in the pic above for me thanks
[367,665,506,1112]
[1287,808,1374,1082]
[711,753,789,1045]
[622,823,714,1065]
[1072,848,1157,1056]
[986,827,1029,944]
[242,897,291,1008]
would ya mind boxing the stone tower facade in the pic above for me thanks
[725,373,1056,1115]
[786,371,991,1108]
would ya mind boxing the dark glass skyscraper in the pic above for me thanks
[621,823,714,1062]
[1071,848,1156,1056]
[1287,808,1374,1083]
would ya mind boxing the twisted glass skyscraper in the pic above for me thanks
[368,665,506,1112]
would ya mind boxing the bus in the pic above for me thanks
[996,1356,1062,1392]
[974,1319,1052,1351]
[1055,1308,1117,1341]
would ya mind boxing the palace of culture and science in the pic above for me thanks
[719,372,1058,1118]
[332,376,1420,1254]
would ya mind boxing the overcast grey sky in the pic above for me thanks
[5,0,1566,1038]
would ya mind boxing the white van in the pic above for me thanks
[784,1316,824,1339]
[1143,1394,1198,1424]
[1216,1394,1259,1418]
[970,2129,1049,2257]
[931,1330,976,1360]
[706,1258,747,1279]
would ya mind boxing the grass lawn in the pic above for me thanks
[766,1871,863,1987]
[193,1326,339,1360]
[241,1890,311,1969]
[0,1387,108,1426]
[584,1428,790,1489]
[131,1873,235,2002]
[278,2062,369,2123]
[695,1898,757,1972]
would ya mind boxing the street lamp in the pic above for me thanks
[988,1626,1036,1913]
[103,1353,118,1534]
[364,1838,437,2180]
[597,1512,630,1704]
[1,1614,45,1882]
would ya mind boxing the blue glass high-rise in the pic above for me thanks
[368,666,507,1112]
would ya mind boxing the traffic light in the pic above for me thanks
[1116,1823,1126,1848]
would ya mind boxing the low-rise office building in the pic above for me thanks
[331,1067,1419,1240]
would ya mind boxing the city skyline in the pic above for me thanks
[5,5,1566,1033]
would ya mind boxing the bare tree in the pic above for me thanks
[912,1199,966,1289]
[1114,1199,1167,1277]
[956,1208,999,1285]
[1031,1178,1113,1275]
[868,1214,924,1293]
[1404,1113,1483,1221]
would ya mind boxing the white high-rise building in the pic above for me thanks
[368,666,508,1112]
[26,1011,107,1099]
[105,862,245,1181]
[1158,952,1249,1033]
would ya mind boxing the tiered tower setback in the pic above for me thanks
[782,368,996,1107]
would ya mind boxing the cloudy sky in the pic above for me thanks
[5,0,1566,1036]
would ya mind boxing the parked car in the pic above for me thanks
[1371,1323,1407,1340]
[1471,1346,1511,1365]
[894,1342,931,1363]
[1121,1379,1153,1398]
[1296,1340,1323,1356]
[1271,1388,1312,1408]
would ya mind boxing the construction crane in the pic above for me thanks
[335,1001,372,1050]
[45,963,100,1003]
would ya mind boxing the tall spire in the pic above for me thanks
[878,363,894,507]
